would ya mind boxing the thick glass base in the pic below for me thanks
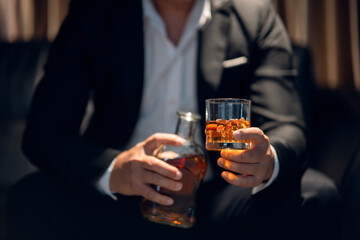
[141,200,195,229]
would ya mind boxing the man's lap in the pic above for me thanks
[5,169,340,240]
[6,171,146,239]
[6,171,211,239]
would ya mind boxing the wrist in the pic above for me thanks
[109,151,126,193]
[95,157,118,200]
[264,146,275,181]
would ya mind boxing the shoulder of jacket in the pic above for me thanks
[66,0,118,32]
[230,0,274,20]
[230,0,273,12]
[70,0,114,14]
[229,0,276,39]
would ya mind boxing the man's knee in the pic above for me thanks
[299,168,342,239]
[6,171,70,239]
[7,172,61,216]
[301,168,341,212]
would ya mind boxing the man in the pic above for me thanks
[6,0,340,239]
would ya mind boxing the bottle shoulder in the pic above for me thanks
[159,141,206,159]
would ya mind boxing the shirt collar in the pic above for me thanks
[198,0,212,29]
[142,0,212,36]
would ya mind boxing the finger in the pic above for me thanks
[233,127,268,146]
[144,133,184,153]
[220,149,261,163]
[142,169,183,192]
[217,158,259,175]
[142,156,183,180]
[139,184,174,206]
[221,171,262,188]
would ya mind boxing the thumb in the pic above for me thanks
[233,127,267,146]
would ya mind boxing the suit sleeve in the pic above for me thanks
[22,0,120,188]
[248,0,307,187]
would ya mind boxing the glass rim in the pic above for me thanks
[205,98,251,104]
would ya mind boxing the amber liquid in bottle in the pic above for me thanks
[140,154,206,228]
[140,112,207,228]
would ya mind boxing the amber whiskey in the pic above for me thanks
[140,153,207,228]
[205,118,250,151]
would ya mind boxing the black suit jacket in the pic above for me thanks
[22,0,306,191]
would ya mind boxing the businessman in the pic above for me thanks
[7,0,341,239]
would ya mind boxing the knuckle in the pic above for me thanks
[143,135,156,146]
[242,150,254,162]
[152,133,161,141]
[145,158,155,171]
[241,150,250,158]
[241,165,250,174]
[253,127,263,135]
[142,187,152,199]
[265,151,272,162]
[134,141,145,150]
[263,134,269,143]
[233,163,242,173]
[242,179,253,188]
[129,163,142,183]
[253,177,263,187]
[129,161,138,174]
[255,128,262,134]
[141,170,150,183]
[237,176,256,188]
[151,174,162,186]
[253,163,261,173]
[250,173,263,185]
[129,181,140,193]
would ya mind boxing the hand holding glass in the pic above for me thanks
[205,98,251,151]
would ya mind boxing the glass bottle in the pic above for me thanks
[140,111,207,228]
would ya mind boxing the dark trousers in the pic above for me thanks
[6,169,341,240]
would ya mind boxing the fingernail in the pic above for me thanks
[218,158,223,166]
[233,130,242,139]
[165,198,173,205]
[176,171,182,179]
[177,137,185,145]
[175,182,183,190]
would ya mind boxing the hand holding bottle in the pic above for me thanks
[109,133,184,206]
[141,111,207,228]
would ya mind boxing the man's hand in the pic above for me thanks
[109,133,184,205]
[217,127,274,188]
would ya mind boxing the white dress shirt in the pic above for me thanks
[96,0,279,199]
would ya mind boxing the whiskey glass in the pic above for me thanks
[205,98,251,151]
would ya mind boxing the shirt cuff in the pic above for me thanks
[251,145,280,195]
[95,158,118,200]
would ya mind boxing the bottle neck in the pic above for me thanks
[175,112,200,142]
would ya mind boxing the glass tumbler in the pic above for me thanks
[205,98,251,151]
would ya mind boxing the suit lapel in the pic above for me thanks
[113,1,144,128]
[197,0,232,114]
[111,0,232,139]
[198,0,231,90]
